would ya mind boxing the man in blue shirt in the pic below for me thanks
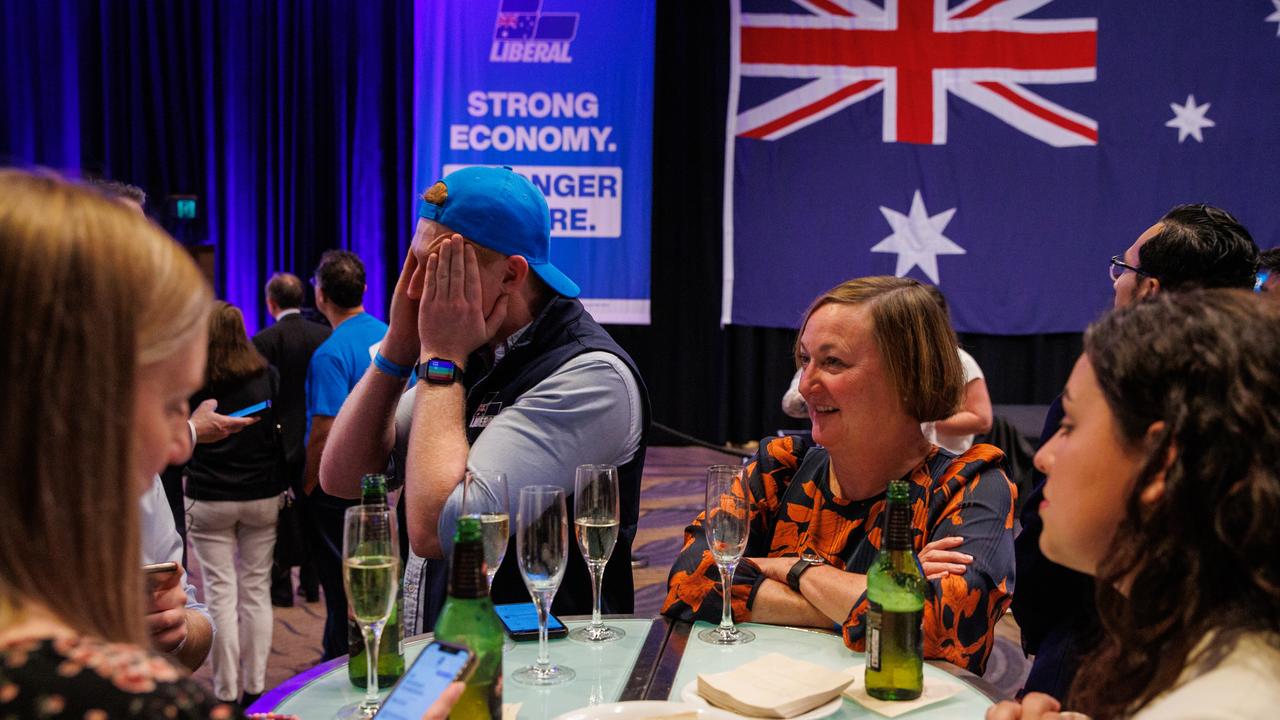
[304,249,388,659]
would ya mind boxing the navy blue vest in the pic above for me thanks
[417,296,650,630]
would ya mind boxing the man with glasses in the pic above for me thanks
[1014,204,1260,700]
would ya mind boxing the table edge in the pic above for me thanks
[248,615,658,714]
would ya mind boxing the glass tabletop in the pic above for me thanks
[264,618,655,719]
[665,621,995,718]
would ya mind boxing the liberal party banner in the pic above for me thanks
[413,0,655,325]
[723,0,1280,333]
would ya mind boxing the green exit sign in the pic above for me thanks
[168,195,198,221]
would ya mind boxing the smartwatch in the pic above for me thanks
[418,357,463,385]
[786,553,824,593]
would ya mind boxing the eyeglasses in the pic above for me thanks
[1108,255,1154,283]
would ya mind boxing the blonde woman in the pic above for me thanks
[0,170,234,717]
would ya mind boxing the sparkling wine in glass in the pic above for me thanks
[461,470,510,590]
[339,505,400,718]
[513,485,575,686]
[698,464,755,645]
[569,464,625,643]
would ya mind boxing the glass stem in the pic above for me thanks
[533,591,551,671]
[718,562,736,632]
[362,622,384,708]
[589,561,605,629]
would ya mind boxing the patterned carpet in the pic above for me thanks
[190,446,1029,700]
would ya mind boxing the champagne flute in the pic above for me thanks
[461,470,510,590]
[569,464,625,643]
[513,485,575,686]
[698,464,755,645]
[461,469,514,651]
[339,505,400,718]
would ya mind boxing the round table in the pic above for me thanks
[251,617,1000,719]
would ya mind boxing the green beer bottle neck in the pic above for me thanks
[449,517,489,600]
[361,474,389,506]
[882,480,913,552]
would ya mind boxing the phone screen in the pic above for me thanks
[227,400,270,418]
[494,603,566,635]
[376,642,472,719]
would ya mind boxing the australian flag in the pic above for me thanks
[724,0,1280,334]
[495,0,539,40]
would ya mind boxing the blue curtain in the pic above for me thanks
[0,0,414,333]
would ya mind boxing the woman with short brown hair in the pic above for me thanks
[663,276,1016,674]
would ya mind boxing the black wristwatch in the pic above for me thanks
[417,357,463,385]
[786,553,824,592]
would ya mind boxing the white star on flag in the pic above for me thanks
[1165,94,1216,143]
[1268,0,1280,36]
[871,191,965,284]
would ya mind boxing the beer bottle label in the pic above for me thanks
[866,602,883,672]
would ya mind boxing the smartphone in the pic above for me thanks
[142,561,179,575]
[375,641,475,719]
[227,400,271,418]
[494,602,568,641]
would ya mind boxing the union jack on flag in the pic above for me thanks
[723,1,1280,335]
[734,0,1098,146]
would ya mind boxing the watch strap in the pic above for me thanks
[786,557,820,593]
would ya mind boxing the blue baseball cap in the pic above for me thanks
[418,166,580,298]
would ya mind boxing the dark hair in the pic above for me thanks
[1260,247,1280,274]
[205,301,267,390]
[1069,289,1280,717]
[265,272,305,310]
[1138,204,1259,291]
[796,276,963,422]
[87,178,146,207]
[314,249,366,309]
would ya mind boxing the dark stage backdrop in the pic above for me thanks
[1,0,1077,444]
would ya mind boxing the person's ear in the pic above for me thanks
[1136,276,1161,302]
[503,255,531,291]
[1138,421,1174,504]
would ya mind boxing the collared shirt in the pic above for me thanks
[139,476,212,629]
[394,339,644,634]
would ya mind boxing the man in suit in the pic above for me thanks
[252,272,331,606]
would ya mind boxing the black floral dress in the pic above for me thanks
[0,636,244,719]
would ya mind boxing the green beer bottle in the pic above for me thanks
[349,474,406,687]
[434,516,504,720]
[864,479,925,700]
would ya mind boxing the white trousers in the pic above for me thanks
[186,495,280,701]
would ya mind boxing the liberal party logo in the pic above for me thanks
[491,0,578,64]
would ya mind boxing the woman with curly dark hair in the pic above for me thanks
[989,289,1280,719]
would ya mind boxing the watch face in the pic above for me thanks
[424,358,458,383]
[800,548,823,565]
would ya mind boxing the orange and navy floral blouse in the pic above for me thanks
[661,435,1016,674]
[0,636,243,719]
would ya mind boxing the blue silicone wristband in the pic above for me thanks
[372,351,413,380]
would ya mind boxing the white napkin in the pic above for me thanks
[696,653,858,718]
[841,670,962,718]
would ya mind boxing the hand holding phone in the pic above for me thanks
[143,562,188,653]
[376,641,475,719]
[494,602,567,641]
[227,400,271,418]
